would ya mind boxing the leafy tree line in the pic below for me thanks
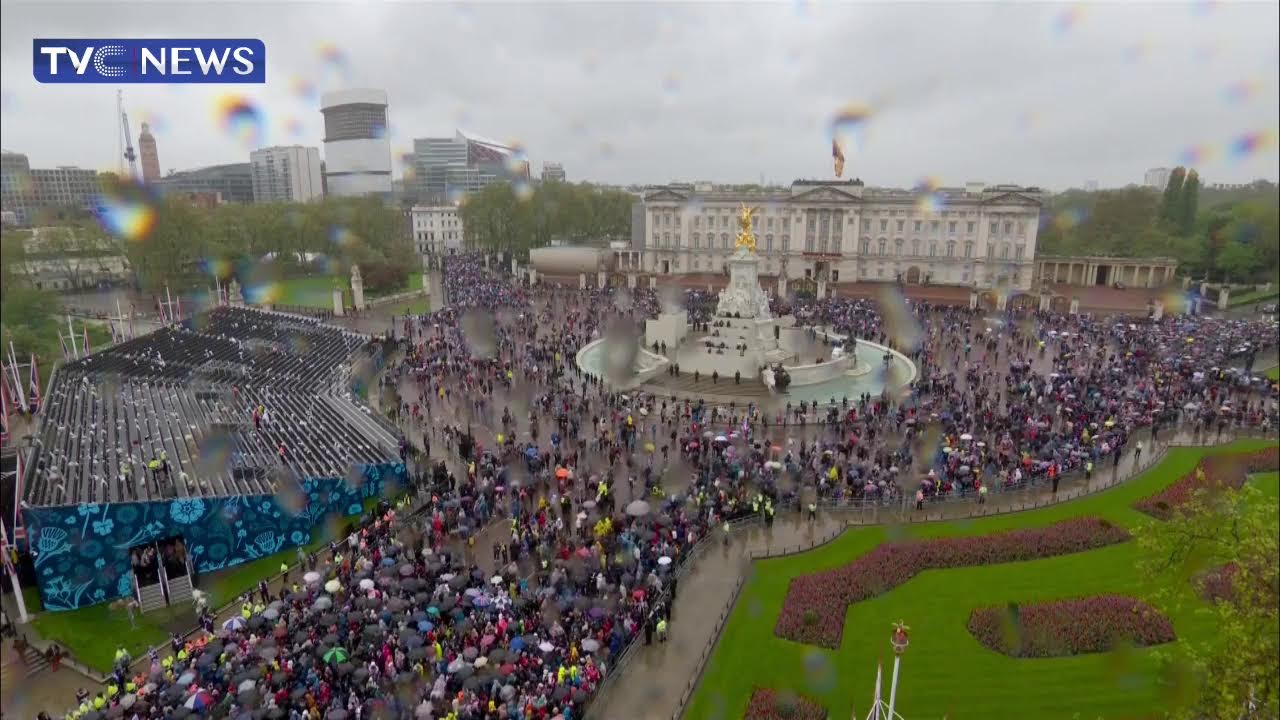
[1038,174,1278,283]
[458,181,635,260]
[97,178,416,294]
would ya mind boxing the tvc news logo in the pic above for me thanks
[33,39,265,83]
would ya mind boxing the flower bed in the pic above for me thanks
[1196,562,1239,604]
[776,517,1131,648]
[966,595,1176,657]
[744,687,828,720]
[1134,447,1279,520]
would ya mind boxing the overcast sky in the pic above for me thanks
[2,1,1277,190]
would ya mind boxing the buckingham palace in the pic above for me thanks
[631,179,1043,292]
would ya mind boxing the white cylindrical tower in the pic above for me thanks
[320,88,392,197]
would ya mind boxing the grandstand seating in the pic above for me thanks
[23,306,401,508]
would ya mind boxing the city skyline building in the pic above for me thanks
[321,88,393,197]
[1144,167,1172,190]
[154,163,254,203]
[412,130,528,201]
[138,123,161,184]
[250,145,324,203]
[1,150,102,225]
[542,162,566,183]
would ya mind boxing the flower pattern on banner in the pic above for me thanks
[23,464,403,611]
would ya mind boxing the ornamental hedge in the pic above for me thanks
[776,517,1132,648]
[1133,446,1279,520]
[966,595,1176,658]
[744,687,828,720]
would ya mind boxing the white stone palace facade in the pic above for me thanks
[633,180,1043,291]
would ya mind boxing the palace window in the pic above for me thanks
[895,238,904,255]
[1015,244,1025,260]
[931,220,939,232]
[914,220,922,232]
[767,217,774,229]
[1001,244,1010,259]
[990,221,998,235]
[964,242,973,258]
[967,221,975,234]
[831,270,840,282]
[1017,221,1026,235]
[878,238,887,255]
[947,241,956,257]
[929,241,937,257]
[860,237,870,254]
[782,235,791,252]
[722,233,730,249]
[880,219,888,232]
[862,219,871,231]
[693,217,700,228]
[692,233,700,249]
[948,221,957,233]
[766,234,774,252]
[987,244,995,258]
[1004,221,1013,234]
[896,220,904,232]
[911,238,920,256]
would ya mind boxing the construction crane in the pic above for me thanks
[117,89,139,180]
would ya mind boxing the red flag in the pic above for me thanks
[832,139,846,178]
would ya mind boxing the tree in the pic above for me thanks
[1177,170,1200,237]
[1135,483,1279,719]
[1216,240,1259,283]
[1223,200,1280,277]
[1160,166,1187,227]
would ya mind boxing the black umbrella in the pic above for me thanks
[323,633,339,645]
[455,665,475,679]
[364,624,383,638]
[448,576,467,590]
[266,709,286,720]
[336,662,354,675]
[407,646,428,660]
[487,648,505,663]
[353,668,370,681]
[553,686,570,701]
[462,675,480,691]
[326,711,350,720]
[172,708,192,720]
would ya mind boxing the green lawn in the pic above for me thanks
[271,273,425,309]
[1227,287,1279,307]
[1265,366,1279,381]
[686,439,1278,720]
[32,600,190,673]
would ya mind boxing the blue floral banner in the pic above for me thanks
[23,463,406,611]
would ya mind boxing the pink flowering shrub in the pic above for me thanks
[1134,447,1279,520]
[1196,562,1240,604]
[776,517,1131,648]
[966,595,1176,657]
[744,687,827,720]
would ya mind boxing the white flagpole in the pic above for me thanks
[6,341,25,408]
[887,655,901,718]
[0,520,28,622]
[67,315,79,359]
[872,662,883,720]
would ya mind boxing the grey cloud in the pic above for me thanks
[1,0,1276,189]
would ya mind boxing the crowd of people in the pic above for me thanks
[52,252,1278,719]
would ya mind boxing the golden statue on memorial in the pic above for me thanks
[734,204,759,254]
